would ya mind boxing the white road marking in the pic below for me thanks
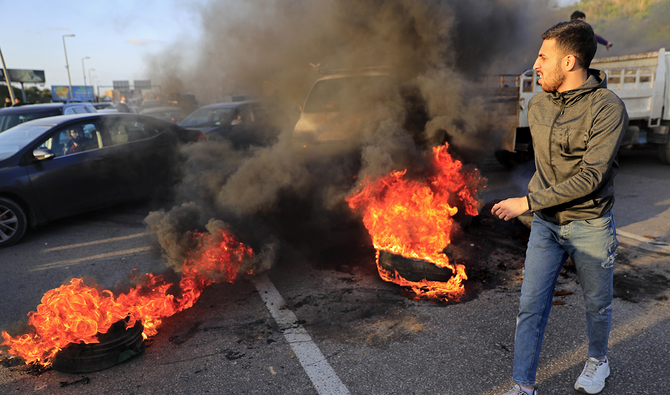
[29,246,154,271]
[617,230,670,254]
[254,274,350,395]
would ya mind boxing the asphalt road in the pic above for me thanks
[0,148,669,395]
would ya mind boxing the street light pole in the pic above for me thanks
[62,34,75,101]
[89,68,96,102]
[82,56,90,101]
[0,45,15,104]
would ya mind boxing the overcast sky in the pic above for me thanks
[1,0,207,91]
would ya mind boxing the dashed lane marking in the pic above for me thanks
[254,274,350,395]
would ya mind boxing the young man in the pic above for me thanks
[492,20,628,395]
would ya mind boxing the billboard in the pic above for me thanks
[134,80,152,90]
[0,69,46,83]
[51,86,95,102]
[113,80,130,90]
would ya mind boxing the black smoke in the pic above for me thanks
[143,0,560,273]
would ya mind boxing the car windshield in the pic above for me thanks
[303,75,393,113]
[179,107,233,127]
[0,124,52,161]
[0,110,61,133]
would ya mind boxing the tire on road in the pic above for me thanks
[0,197,28,248]
[51,319,144,373]
[378,250,454,282]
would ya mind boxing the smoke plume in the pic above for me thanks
[144,0,556,273]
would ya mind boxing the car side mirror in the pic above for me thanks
[33,148,56,161]
[231,119,243,126]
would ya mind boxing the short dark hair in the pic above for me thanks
[570,11,586,20]
[541,20,597,69]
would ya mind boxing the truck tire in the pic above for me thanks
[0,197,28,247]
[658,141,670,165]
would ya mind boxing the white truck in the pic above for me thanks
[495,48,670,166]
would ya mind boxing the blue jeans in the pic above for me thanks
[513,210,618,387]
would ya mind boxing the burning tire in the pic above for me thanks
[51,319,144,374]
[0,197,27,248]
[378,250,454,282]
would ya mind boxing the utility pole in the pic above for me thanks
[62,34,75,101]
[0,45,16,104]
[82,56,90,101]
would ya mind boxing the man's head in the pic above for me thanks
[533,20,597,92]
[570,10,586,20]
[68,125,84,139]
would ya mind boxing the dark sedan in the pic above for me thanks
[178,101,280,148]
[0,113,202,247]
[140,106,186,123]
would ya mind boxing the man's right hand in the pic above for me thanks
[491,197,530,221]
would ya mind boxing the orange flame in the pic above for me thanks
[1,227,253,366]
[347,144,482,301]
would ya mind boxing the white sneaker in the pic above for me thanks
[503,384,537,395]
[574,357,610,394]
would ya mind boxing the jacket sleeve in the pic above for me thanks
[595,34,609,46]
[527,95,628,211]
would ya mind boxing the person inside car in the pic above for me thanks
[63,125,93,155]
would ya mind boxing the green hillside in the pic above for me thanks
[566,0,670,52]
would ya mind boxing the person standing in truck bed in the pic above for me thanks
[571,11,613,50]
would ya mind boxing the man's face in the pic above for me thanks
[70,129,81,139]
[533,39,566,93]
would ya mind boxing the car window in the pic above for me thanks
[105,118,155,145]
[179,107,233,127]
[303,75,393,113]
[0,124,52,161]
[73,106,89,114]
[63,107,77,115]
[237,106,254,123]
[36,121,102,157]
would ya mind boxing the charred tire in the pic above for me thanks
[51,319,144,374]
[0,197,28,248]
[658,141,670,165]
[378,250,454,282]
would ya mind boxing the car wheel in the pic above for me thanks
[657,141,670,165]
[0,197,28,247]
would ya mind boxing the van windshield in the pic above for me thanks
[303,75,393,113]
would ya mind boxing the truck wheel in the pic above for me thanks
[658,141,670,165]
[0,197,28,247]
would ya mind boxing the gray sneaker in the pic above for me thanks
[503,384,537,395]
[574,357,610,394]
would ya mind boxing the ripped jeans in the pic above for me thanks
[512,210,618,387]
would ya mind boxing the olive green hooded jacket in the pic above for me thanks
[526,69,629,225]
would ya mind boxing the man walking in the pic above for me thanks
[492,20,628,394]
